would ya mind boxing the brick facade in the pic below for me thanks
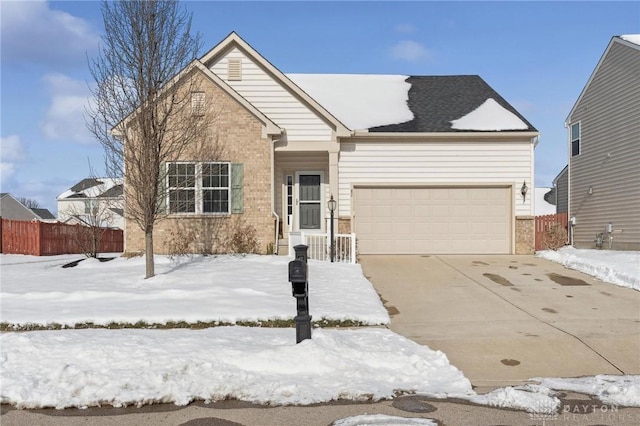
[125,70,275,255]
[515,216,535,254]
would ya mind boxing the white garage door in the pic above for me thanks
[354,186,511,254]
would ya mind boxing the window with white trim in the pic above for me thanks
[167,162,230,214]
[571,122,580,157]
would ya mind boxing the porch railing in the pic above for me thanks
[289,232,356,264]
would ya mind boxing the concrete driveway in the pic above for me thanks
[360,255,640,390]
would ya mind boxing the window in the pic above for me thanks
[168,162,229,214]
[286,175,293,225]
[191,92,205,115]
[571,122,580,157]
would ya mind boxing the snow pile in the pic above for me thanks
[450,98,529,131]
[0,254,390,327]
[0,327,473,409]
[537,246,640,290]
[288,74,413,130]
[534,375,640,407]
[334,415,438,426]
[469,384,560,414]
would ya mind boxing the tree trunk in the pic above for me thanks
[145,229,155,278]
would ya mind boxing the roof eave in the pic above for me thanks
[351,130,540,139]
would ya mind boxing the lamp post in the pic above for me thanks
[328,195,337,262]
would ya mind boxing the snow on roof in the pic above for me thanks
[58,177,123,200]
[286,74,413,130]
[450,98,529,131]
[535,187,556,216]
[620,34,640,45]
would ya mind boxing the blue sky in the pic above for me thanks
[1,1,638,214]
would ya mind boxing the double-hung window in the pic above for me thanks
[571,122,580,157]
[167,162,230,214]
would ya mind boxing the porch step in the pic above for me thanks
[277,239,289,256]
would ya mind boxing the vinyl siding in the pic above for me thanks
[555,169,568,214]
[210,47,333,142]
[339,140,533,218]
[568,41,640,249]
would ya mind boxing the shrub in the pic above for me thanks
[225,220,259,254]
[542,223,568,250]
[164,228,195,258]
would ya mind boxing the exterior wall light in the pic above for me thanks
[521,181,528,203]
[328,195,337,263]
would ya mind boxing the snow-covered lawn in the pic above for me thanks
[1,250,639,414]
[0,254,389,328]
[537,246,640,290]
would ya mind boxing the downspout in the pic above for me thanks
[271,134,283,255]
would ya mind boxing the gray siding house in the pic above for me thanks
[566,35,640,250]
[553,166,568,214]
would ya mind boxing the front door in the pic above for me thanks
[298,173,322,230]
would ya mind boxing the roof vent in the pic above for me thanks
[228,58,242,81]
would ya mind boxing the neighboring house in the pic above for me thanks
[534,187,556,216]
[553,166,568,214]
[0,193,56,222]
[122,32,539,256]
[565,34,640,250]
[57,178,124,229]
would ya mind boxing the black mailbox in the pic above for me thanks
[289,259,307,283]
[289,259,307,296]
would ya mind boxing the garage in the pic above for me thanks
[354,186,512,254]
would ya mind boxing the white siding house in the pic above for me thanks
[124,32,539,257]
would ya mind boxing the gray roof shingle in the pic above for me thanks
[369,75,537,133]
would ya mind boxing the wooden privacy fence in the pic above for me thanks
[0,219,123,256]
[535,212,568,251]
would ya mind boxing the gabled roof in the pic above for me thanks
[99,184,123,198]
[369,76,536,133]
[58,178,123,200]
[31,208,56,220]
[200,32,351,137]
[566,34,640,122]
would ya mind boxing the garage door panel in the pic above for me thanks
[355,186,511,254]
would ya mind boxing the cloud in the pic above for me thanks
[0,135,25,182]
[390,40,432,62]
[41,73,95,144]
[0,0,100,67]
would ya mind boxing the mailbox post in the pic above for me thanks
[289,244,312,343]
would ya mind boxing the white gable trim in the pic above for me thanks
[200,32,352,137]
[192,61,281,136]
[566,36,640,123]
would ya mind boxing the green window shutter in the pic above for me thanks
[157,162,167,214]
[231,163,243,214]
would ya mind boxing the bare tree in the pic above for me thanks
[86,0,208,278]
[17,197,41,209]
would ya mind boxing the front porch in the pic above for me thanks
[273,150,355,263]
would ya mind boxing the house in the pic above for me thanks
[0,193,56,222]
[123,32,539,256]
[552,165,568,214]
[57,178,124,229]
[565,34,640,250]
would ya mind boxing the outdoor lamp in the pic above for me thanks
[328,195,337,213]
[521,181,528,203]
[328,195,337,262]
